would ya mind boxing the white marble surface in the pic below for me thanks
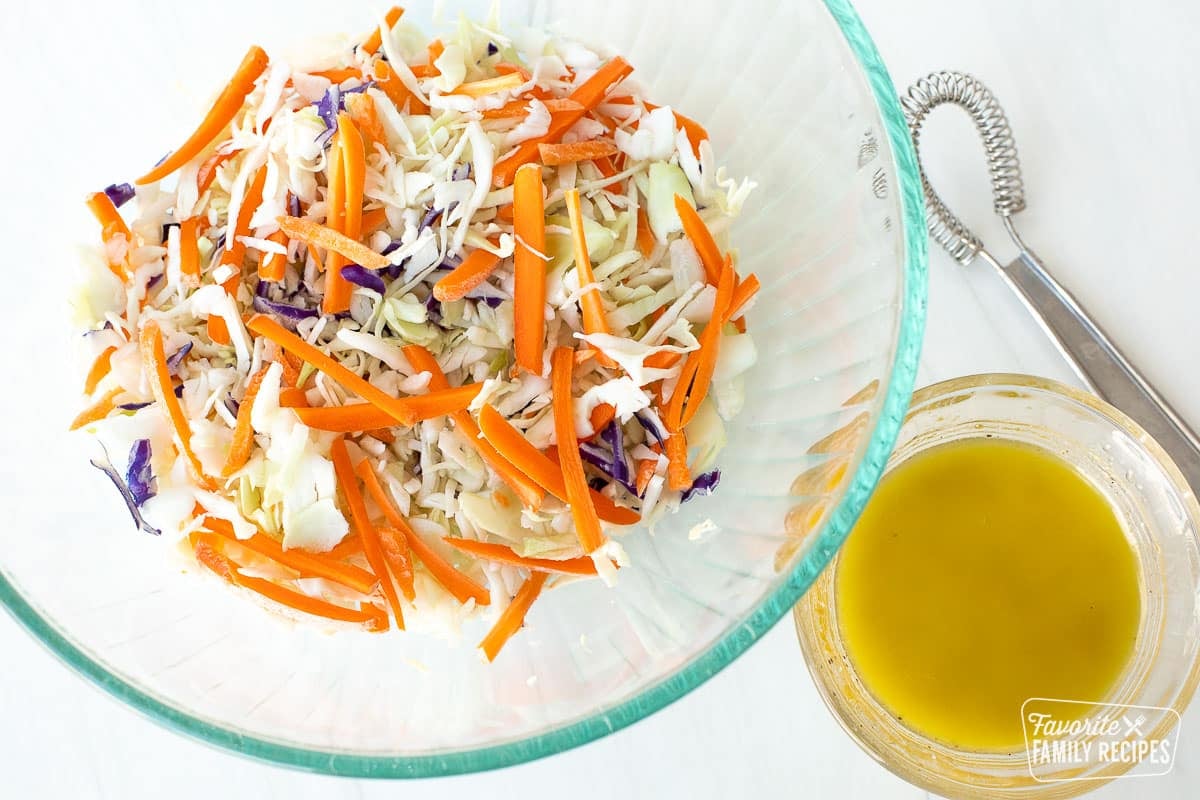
[2,0,1199,797]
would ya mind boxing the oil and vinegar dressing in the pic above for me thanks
[835,438,1141,751]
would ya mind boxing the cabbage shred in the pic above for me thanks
[72,9,757,640]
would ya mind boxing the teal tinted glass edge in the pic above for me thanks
[0,0,927,778]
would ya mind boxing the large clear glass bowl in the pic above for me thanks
[0,0,926,776]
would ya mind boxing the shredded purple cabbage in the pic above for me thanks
[118,402,152,411]
[89,445,160,536]
[224,394,240,417]
[452,163,472,181]
[601,421,632,487]
[146,272,165,293]
[173,383,185,398]
[681,469,721,502]
[314,82,375,147]
[125,439,157,507]
[166,341,193,375]
[579,439,637,495]
[634,411,668,447]
[104,182,136,208]
[587,476,608,492]
[83,321,115,338]
[419,205,446,232]
[253,281,319,323]
[288,193,301,218]
[341,265,387,293]
[486,42,499,56]
[160,221,180,245]
[425,292,443,323]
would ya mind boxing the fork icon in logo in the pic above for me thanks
[1122,714,1147,737]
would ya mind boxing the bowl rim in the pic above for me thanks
[0,0,928,778]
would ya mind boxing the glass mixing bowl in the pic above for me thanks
[0,0,926,776]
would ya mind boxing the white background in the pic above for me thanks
[3,1,1199,797]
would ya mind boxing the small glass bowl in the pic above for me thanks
[795,373,1200,799]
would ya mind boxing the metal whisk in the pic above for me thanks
[903,70,1200,492]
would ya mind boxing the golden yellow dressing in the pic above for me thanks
[835,438,1141,752]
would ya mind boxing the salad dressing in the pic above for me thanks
[835,438,1141,751]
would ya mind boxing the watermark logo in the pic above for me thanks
[1022,698,1181,782]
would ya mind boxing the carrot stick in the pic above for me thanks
[643,101,709,158]
[537,140,619,166]
[513,164,547,375]
[86,192,133,280]
[137,46,270,184]
[482,97,584,119]
[454,73,525,97]
[310,67,362,83]
[401,345,546,509]
[551,347,604,552]
[355,458,490,605]
[371,60,429,115]
[193,531,388,630]
[69,386,123,430]
[327,534,364,560]
[635,458,657,496]
[83,347,117,395]
[258,229,289,281]
[277,216,389,272]
[345,93,387,151]
[375,525,416,602]
[443,538,597,576]
[330,437,404,626]
[278,387,309,408]
[247,314,425,426]
[674,195,722,285]
[179,217,201,286]
[479,571,548,661]
[220,166,268,271]
[221,366,268,477]
[202,517,379,595]
[666,256,735,430]
[476,404,639,525]
[493,56,634,186]
[635,207,655,258]
[360,6,404,55]
[360,206,389,235]
[324,122,345,274]
[587,403,615,437]
[292,384,481,432]
[725,273,759,322]
[565,190,616,368]
[426,39,444,67]
[666,431,692,490]
[432,249,502,302]
[643,350,682,369]
[140,320,214,488]
[196,150,236,195]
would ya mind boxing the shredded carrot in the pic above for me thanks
[202,517,379,596]
[726,273,760,323]
[454,73,525,98]
[140,321,214,488]
[292,384,481,432]
[221,367,268,476]
[208,317,230,345]
[674,195,723,285]
[479,571,548,661]
[666,431,692,490]
[311,67,362,83]
[193,531,388,630]
[365,427,395,444]
[360,206,389,235]
[86,192,133,280]
[220,166,268,270]
[493,62,532,79]
[278,387,309,408]
[643,350,682,369]
[355,457,490,605]
[444,538,597,576]
[588,402,615,436]
[83,347,117,395]
[324,115,346,271]
[565,189,615,368]
[482,97,583,119]
[665,257,734,431]
[69,386,123,430]
[513,164,547,375]
[331,438,403,626]
[375,525,415,602]
[592,154,621,190]
[635,458,657,496]
[476,404,639,525]
[371,60,429,115]
[196,150,236,195]
[426,39,444,66]
[179,217,201,286]
[636,207,656,258]
[360,6,404,55]
[551,347,604,552]
[432,249,503,302]
[402,345,546,509]
[574,348,596,365]
[345,93,387,151]
[277,215,389,273]
[247,314,430,426]
[493,56,634,186]
[537,140,619,167]
[258,228,289,281]
[328,534,364,561]
[137,46,270,184]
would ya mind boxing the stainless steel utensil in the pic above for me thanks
[903,70,1200,494]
